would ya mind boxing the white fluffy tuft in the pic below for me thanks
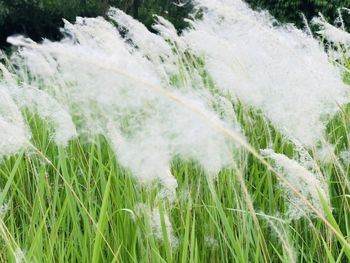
[183,0,348,146]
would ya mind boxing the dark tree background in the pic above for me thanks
[0,0,193,47]
[0,0,109,47]
[0,0,349,48]
[246,0,350,28]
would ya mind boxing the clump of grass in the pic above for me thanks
[0,102,348,262]
[0,0,350,262]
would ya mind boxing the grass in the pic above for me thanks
[0,99,348,263]
[1,28,350,261]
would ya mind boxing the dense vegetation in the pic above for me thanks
[1,0,350,262]
[246,0,350,28]
[1,0,350,48]
[2,102,349,262]
[0,0,193,47]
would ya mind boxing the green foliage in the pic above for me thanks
[0,0,109,47]
[246,0,350,27]
[1,0,350,49]
[0,0,192,48]
[111,0,193,31]
[0,96,350,262]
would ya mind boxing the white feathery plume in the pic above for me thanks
[261,149,330,220]
[183,0,348,146]
[8,14,241,198]
[312,14,350,45]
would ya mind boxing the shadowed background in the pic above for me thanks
[0,0,349,47]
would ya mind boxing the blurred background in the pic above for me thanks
[0,0,349,48]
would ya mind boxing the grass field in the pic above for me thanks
[0,102,348,262]
[1,2,350,263]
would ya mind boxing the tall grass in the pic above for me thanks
[1,0,350,262]
[0,103,349,262]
